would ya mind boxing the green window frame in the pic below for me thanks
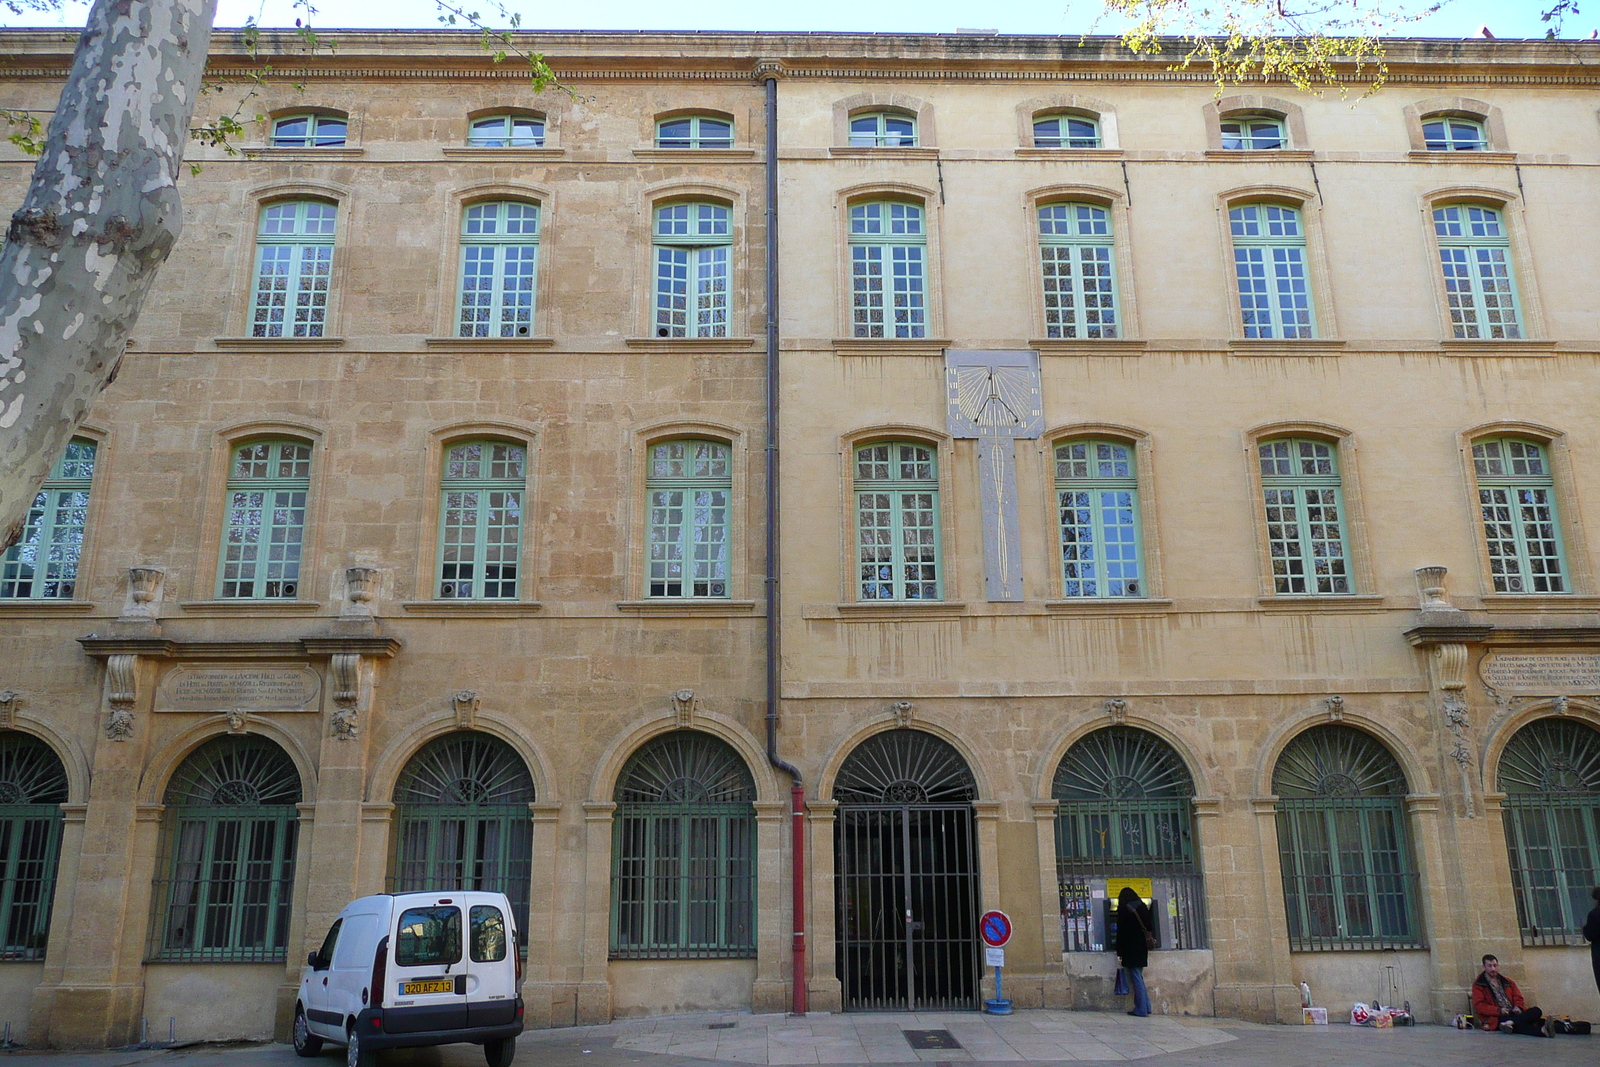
[457,200,539,338]
[1273,725,1422,951]
[1056,439,1142,597]
[655,114,733,149]
[610,731,756,959]
[0,733,69,961]
[1230,203,1314,339]
[250,199,335,338]
[1033,113,1099,148]
[1423,115,1486,151]
[647,440,731,599]
[654,201,731,338]
[218,439,312,600]
[1472,436,1566,594]
[855,441,940,601]
[850,201,926,339]
[270,112,346,148]
[467,113,544,147]
[1,437,96,600]
[1039,201,1118,340]
[150,736,301,963]
[1434,204,1523,339]
[1220,113,1285,150]
[848,110,916,147]
[438,440,526,600]
[1258,438,1351,595]
[1499,718,1600,946]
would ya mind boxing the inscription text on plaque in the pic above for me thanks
[159,667,322,711]
[1480,653,1600,696]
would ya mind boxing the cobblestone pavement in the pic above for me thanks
[2,1011,1597,1067]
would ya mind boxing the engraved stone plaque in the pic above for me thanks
[158,667,321,711]
[1480,653,1600,696]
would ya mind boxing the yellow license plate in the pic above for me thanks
[403,979,454,996]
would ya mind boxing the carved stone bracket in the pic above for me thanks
[105,654,137,741]
[1105,698,1127,725]
[0,690,19,728]
[891,700,915,728]
[329,653,361,740]
[1324,695,1344,722]
[453,690,480,729]
[673,689,697,728]
[1434,642,1478,818]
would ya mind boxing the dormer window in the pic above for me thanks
[656,115,733,149]
[468,113,545,147]
[1220,114,1285,151]
[270,113,347,148]
[1423,116,1486,151]
[1033,114,1100,149]
[849,111,917,148]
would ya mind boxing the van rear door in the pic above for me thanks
[465,900,517,1028]
[385,901,468,1033]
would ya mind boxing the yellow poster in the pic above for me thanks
[1105,877,1153,902]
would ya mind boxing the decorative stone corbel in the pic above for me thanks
[673,689,697,728]
[752,57,787,81]
[1432,643,1477,818]
[124,566,165,619]
[1324,695,1345,722]
[225,708,249,733]
[1414,565,1459,613]
[1105,698,1127,725]
[329,653,361,740]
[106,654,137,741]
[891,700,915,728]
[0,691,18,728]
[343,566,379,617]
[453,690,480,729]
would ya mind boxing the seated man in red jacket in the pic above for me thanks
[1472,954,1554,1037]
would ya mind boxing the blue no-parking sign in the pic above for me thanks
[980,909,1012,948]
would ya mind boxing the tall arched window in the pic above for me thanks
[1433,204,1522,339]
[646,439,731,599]
[1055,439,1142,598]
[457,200,539,338]
[151,736,301,961]
[1053,727,1205,950]
[1229,203,1314,339]
[653,201,731,338]
[610,732,756,958]
[1258,437,1350,595]
[849,201,926,339]
[1273,726,1421,950]
[1472,436,1566,594]
[391,732,535,937]
[0,733,68,960]
[218,439,312,600]
[250,199,335,338]
[855,441,940,601]
[1,437,96,601]
[438,440,526,600]
[1038,202,1118,339]
[1499,717,1600,945]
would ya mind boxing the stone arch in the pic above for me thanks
[1256,710,1428,798]
[1035,713,1210,801]
[3,717,90,804]
[588,709,784,806]
[1483,699,1600,793]
[367,708,558,805]
[139,718,317,806]
[818,714,992,803]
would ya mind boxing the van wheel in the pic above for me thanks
[346,1023,377,1067]
[292,1007,322,1056]
[484,1036,516,1067]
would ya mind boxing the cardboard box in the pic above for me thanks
[1302,1008,1328,1025]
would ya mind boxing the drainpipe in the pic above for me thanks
[762,69,807,1017]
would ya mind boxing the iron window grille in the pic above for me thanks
[1434,204,1523,339]
[1258,438,1351,595]
[218,439,312,600]
[849,201,926,339]
[1498,718,1600,946]
[855,442,940,602]
[270,113,347,148]
[656,115,733,149]
[467,114,544,147]
[646,440,732,599]
[250,199,335,338]
[1,438,95,600]
[1272,726,1423,951]
[1423,116,1487,151]
[1472,437,1565,594]
[610,732,756,959]
[653,202,731,338]
[1038,202,1118,339]
[1033,114,1100,148]
[457,200,539,338]
[0,734,69,961]
[438,441,526,600]
[1230,203,1314,339]
[1055,440,1142,597]
[1220,114,1285,150]
[149,736,301,963]
[849,111,917,147]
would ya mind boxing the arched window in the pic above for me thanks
[391,732,535,937]
[849,111,916,147]
[1220,113,1285,150]
[457,200,539,338]
[646,439,731,599]
[653,201,731,338]
[1038,202,1118,339]
[855,441,940,602]
[850,201,926,339]
[250,199,336,338]
[1257,437,1350,595]
[1229,203,1314,339]
[610,732,756,958]
[1053,727,1205,950]
[468,113,544,147]
[218,439,312,600]
[151,736,301,961]
[1056,439,1142,598]
[1434,204,1522,339]
[1473,436,1565,594]
[656,114,732,149]
[271,112,346,148]
[1272,726,1421,950]
[1499,717,1600,945]
[438,440,526,600]
[1423,115,1486,151]
[0,733,68,960]
[1,437,96,600]
[1033,113,1099,149]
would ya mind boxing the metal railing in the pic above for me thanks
[1503,797,1600,947]
[1279,870,1424,951]
[609,803,756,959]
[147,810,298,963]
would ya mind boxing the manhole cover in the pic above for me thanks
[706,1023,736,1030]
[903,1030,962,1050]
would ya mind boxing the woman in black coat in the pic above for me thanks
[1114,886,1153,1017]
[1584,886,1600,997]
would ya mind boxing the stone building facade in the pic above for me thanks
[1,27,1600,1047]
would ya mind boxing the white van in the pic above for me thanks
[292,890,523,1067]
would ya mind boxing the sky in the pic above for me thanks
[4,0,1586,37]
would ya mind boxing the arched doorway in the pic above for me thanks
[0,732,68,959]
[1498,716,1600,945]
[390,732,535,936]
[833,729,979,1011]
[1053,726,1206,951]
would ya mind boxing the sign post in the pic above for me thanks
[980,909,1013,1015]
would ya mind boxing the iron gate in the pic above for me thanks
[835,803,979,1011]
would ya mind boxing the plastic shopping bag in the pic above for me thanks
[1114,968,1130,996]
[1350,1002,1373,1026]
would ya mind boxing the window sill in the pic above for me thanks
[400,600,544,616]
[242,146,365,161]
[1045,598,1173,615]
[1203,149,1315,161]
[829,147,940,160]
[0,600,96,616]
[1229,339,1347,357]
[1439,339,1557,355]
[623,337,758,351]
[1256,594,1387,613]
[213,337,345,349]
[835,601,966,619]
[1407,150,1516,164]
[1032,338,1146,356]
[616,599,757,615]
[832,338,951,357]
[424,336,556,350]
[177,600,324,615]
[1480,594,1600,612]
[631,147,757,162]
[440,146,565,161]
[1014,147,1124,160]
